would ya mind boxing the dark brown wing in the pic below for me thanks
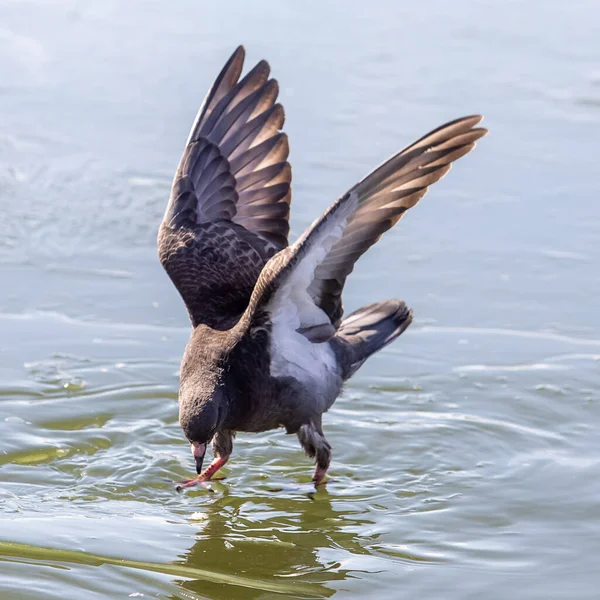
[158,221,274,329]
[239,116,487,338]
[158,46,292,327]
[307,115,487,326]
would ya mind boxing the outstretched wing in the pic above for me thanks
[241,115,487,340]
[158,46,292,328]
[307,116,486,326]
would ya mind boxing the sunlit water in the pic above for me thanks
[1,1,600,598]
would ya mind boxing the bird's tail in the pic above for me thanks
[336,300,413,379]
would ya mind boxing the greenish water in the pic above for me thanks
[2,1,600,598]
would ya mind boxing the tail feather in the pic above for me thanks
[336,300,413,378]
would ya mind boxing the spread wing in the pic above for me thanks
[241,115,487,339]
[306,116,487,326]
[158,46,292,328]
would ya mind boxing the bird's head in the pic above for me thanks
[178,379,228,473]
[177,320,243,474]
[178,330,233,474]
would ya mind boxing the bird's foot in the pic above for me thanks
[175,477,207,492]
[174,475,224,492]
[174,455,229,491]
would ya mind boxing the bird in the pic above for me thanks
[158,46,486,489]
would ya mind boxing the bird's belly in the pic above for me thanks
[269,327,338,395]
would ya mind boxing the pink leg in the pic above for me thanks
[176,455,229,490]
[199,455,229,480]
[313,464,329,486]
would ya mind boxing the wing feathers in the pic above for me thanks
[198,60,270,141]
[236,161,290,192]
[240,115,486,336]
[162,46,292,255]
[161,48,484,337]
[408,114,483,151]
[230,133,289,177]
[160,47,292,326]
[209,79,276,145]
[186,46,246,146]
[311,118,486,324]
[221,104,284,159]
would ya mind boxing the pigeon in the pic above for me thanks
[158,46,486,488]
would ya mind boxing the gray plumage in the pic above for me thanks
[158,46,487,486]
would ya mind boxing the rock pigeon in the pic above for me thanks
[158,46,486,488]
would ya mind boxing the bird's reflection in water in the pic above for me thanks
[170,485,377,600]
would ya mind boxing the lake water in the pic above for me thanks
[1,1,600,598]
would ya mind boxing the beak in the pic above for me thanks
[191,442,207,475]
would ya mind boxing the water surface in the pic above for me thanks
[1,1,600,598]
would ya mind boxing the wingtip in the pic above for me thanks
[467,115,489,136]
[227,45,246,69]
[459,114,484,127]
[259,58,272,76]
[462,114,488,140]
[233,47,274,79]
[219,45,246,82]
[255,59,272,80]
[471,127,489,141]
